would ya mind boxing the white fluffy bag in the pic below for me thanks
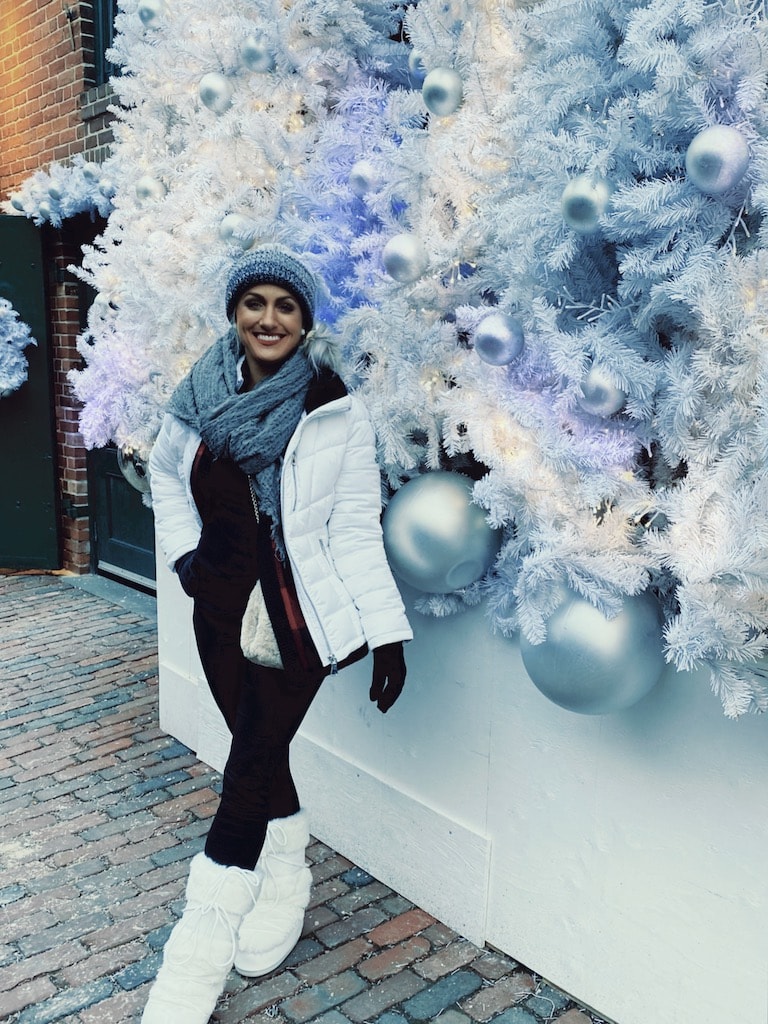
[240,580,284,669]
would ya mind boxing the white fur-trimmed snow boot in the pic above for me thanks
[141,852,261,1023]
[234,809,312,977]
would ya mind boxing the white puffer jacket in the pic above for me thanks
[149,391,412,669]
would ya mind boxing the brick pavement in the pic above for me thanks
[0,571,609,1024]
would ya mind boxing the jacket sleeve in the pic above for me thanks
[148,414,202,570]
[326,398,413,649]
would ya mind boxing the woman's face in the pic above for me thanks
[235,283,304,384]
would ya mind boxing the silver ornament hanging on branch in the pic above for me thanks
[519,588,665,714]
[577,363,626,417]
[422,68,464,117]
[118,445,152,495]
[382,233,428,283]
[241,35,274,73]
[138,0,166,29]
[199,72,233,115]
[685,125,750,196]
[561,174,611,233]
[473,313,525,366]
[219,213,257,249]
[382,471,502,593]
[349,159,379,198]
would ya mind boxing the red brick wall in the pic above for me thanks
[1,2,115,572]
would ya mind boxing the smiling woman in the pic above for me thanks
[144,245,412,1023]
[235,285,305,385]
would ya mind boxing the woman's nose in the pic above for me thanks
[259,304,277,325]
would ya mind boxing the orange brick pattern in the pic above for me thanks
[1,3,115,572]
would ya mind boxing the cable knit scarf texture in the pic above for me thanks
[167,328,313,554]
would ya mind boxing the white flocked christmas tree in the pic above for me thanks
[9,0,768,716]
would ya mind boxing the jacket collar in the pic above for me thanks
[305,368,348,414]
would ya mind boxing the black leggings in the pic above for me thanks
[193,606,324,870]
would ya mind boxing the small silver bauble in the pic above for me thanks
[99,179,116,198]
[474,312,525,366]
[138,0,166,28]
[48,185,63,201]
[117,445,152,494]
[135,175,166,201]
[408,50,427,82]
[382,233,428,283]
[82,163,101,181]
[422,68,464,117]
[241,35,274,73]
[219,213,257,249]
[578,364,626,417]
[685,125,750,195]
[561,174,611,233]
[349,159,378,197]
[519,588,665,714]
[382,471,502,593]
[199,72,233,115]
[37,200,52,219]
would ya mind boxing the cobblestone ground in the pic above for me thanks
[0,571,610,1024]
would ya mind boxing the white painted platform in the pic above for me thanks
[155,553,768,1024]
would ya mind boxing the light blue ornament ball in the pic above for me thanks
[409,50,427,82]
[382,233,428,283]
[383,471,502,593]
[685,125,750,195]
[561,174,611,233]
[241,35,274,73]
[199,72,232,114]
[520,589,665,714]
[474,313,525,366]
[422,68,464,117]
[578,364,626,417]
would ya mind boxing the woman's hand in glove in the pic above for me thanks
[174,550,198,598]
[370,641,407,713]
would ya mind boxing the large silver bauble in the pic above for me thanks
[118,445,152,494]
[577,364,626,417]
[199,72,233,115]
[520,589,665,714]
[241,35,274,73]
[561,174,611,233]
[474,313,525,366]
[383,471,502,593]
[382,233,428,283]
[685,125,750,195]
[422,68,464,117]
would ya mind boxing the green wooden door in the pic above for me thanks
[0,216,59,568]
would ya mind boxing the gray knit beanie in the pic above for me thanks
[225,245,318,329]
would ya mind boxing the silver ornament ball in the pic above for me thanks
[138,0,165,28]
[474,313,525,366]
[422,68,464,117]
[349,159,378,197]
[219,213,257,249]
[135,175,166,202]
[118,445,152,494]
[383,471,502,594]
[37,200,52,220]
[520,588,665,715]
[685,125,750,196]
[241,35,274,73]
[561,174,610,233]
[408,50,427,82]
[578,364,626,417]
[199,72,233,115]
[382,233,428,283]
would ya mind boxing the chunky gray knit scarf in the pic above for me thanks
[167,328,313,554]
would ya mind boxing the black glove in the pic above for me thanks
[174,550,198,598]
[370,641,406,713]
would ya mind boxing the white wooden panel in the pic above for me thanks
[292,732,491,946]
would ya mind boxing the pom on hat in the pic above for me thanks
[225,245,318,329]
